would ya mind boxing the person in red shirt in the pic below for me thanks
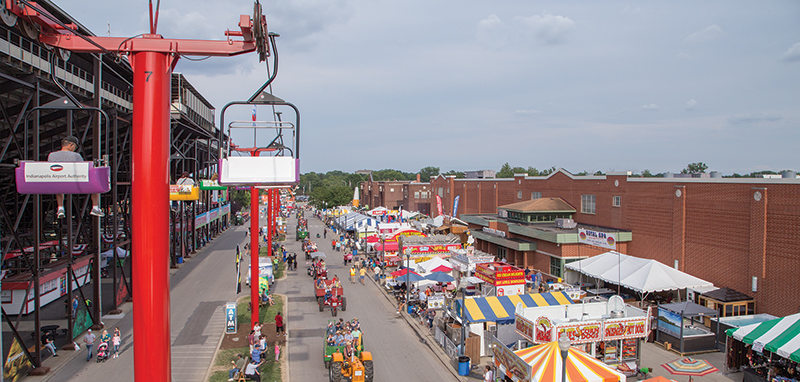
[275,311,285,336]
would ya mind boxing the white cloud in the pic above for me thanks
[476,14,509,46]
[684,24,724,44]
[781,42,800,62]
[641,103,658,110]
[515,12,575,45]
[686,99,697,110]
[728,113,782,125]
[515,109,541,115]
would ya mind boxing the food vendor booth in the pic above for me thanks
[476,262,526,297]
[725,313,800,382]
[514,296,650,377]
[493,338,625,382]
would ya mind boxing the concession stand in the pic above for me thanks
[475,262,526,297]
[514,297,651,376]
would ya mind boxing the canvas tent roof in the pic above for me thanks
[463,292,573,323]
[727,313,800,362]
[565,251,712,294]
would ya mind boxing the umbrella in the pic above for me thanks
[390,268,420,278]
[644,377,678,382]
[389,272,426,284]
[425,272,455,283]
[311,252,327,258]
[662,357,719,382]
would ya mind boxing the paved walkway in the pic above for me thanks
[21,223,247,382]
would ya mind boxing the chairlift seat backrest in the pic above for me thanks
[169,185,200,201]
[15,161,110,194]
[218,156,298,186]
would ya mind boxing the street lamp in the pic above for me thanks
[558,332,570,382]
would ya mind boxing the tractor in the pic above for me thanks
[329,349,373,382]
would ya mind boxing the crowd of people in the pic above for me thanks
[230,312,285,381]
[81,327,122,362]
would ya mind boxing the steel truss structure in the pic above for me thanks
[0,2,227,371]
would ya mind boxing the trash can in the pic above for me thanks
[407,306,414,314]
[457,356,470,376]
[176,256,184,264]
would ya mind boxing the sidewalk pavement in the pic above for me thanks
[366,264,744,382]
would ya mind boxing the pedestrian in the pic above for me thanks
[253,321,262,338]
[374,264,381,282]
[323,228,327,238]
[42,334,58,357]
[112,331,121,358]
[359,267,366,285]
[275,311,285,336]
[228,353,245,381]
[244,360,261,382]
[349,267,356,284]
[100,329,110,346]
[274,341,281,362]
[484,365,494,382]
[83,329,96,361]
[247,330,255,353]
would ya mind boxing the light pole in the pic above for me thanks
[558,332,570,382]
[459,278,469,357]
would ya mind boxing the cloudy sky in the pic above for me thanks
[55,0,799,175]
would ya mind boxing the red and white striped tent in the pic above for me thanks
[494,341,625,382]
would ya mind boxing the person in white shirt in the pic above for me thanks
[244,361,260,382]
[484,365,494,382]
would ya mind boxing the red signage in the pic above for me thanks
[603,318,647,340]
[555,323,602,344]
[406,243,462,255]
[515,314,534,341]
[534,316,553,343]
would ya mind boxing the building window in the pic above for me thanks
[613,195,621,207]
[438,187,444,197]
[517,191,522,199]
[531,192,542,200]
[581,194,596,214]
[414,192,420,199]
[497,246,507,262]
[550,257,562,278]
[390,188,395,192]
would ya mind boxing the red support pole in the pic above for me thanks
[250,186,259,328]
[131,51,173,382]
[267,189,273,261]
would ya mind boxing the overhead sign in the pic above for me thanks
[427,295,445,309]
[517,311,650,344]
[199,179,227,190]
[482,227,507,238]
[578,228,616,250]
[406,243,462,255]
[225,302,237,334]
[25,162,89,182]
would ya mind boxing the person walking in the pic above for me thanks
[349,266,356,284]
[83,329,96,361]
[112,331,121,359]
[275,311,285,336]
[359,267,366,285]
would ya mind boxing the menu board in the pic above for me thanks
[621,339,637,360]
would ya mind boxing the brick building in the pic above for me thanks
[362,169,800,316]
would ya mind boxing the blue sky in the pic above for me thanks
[55,0,800,175]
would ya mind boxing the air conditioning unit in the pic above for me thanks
[555,218,577,229]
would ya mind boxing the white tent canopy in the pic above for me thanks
[565,251,712,294]
[416,257,452,274]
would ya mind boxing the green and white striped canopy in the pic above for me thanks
[726,313,800,362]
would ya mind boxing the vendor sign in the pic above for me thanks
[406,244,461,255]
[169,185,200,200]
[516,313,534,340]
[492,337,531,382]
[535,316,554,343]
[555,322,602,344]
[195,212,208,228]
[578,228,616,250]
[427,295,445,309]
[603,316,648,341]
[199,179,227,190]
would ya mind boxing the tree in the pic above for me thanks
[496,163,527,178]
[641,169,655,177]
[418,166,440,182]
[442,170,464,178]
[681,162,708,174]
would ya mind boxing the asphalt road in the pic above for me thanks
[276,210,456,382]
[30,223,247,382]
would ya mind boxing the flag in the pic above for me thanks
[435,195,443,216]
[453,195,460,218]
[398,206,403,223]
[235,249,242,294]
[252,105,257,127]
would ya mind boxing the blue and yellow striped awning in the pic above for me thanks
[464,292,573,323]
